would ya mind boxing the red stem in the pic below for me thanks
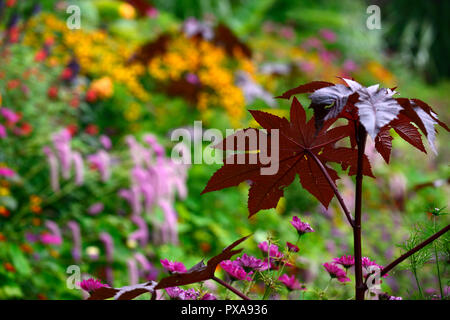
[354,125,367,300]
[308,151,355,228]
[381,224,450,277]
[212,276,251,300]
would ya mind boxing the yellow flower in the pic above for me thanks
[119,3,136,19]
[0,187,9,196]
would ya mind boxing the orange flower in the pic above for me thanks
[20,243,33,254]
[0,206,10,217]
[0,233,6,242]
[4,262,15,273]
[90,77,113,99]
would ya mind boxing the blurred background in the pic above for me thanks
[0,0,448,300]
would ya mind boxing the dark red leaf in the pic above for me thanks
[276,81,334,100]
[390,116,426,153]
[202,98,353,216]
[375,127,393,163]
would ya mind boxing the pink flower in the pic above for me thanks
[0,124,7,138]
[87,202,104,215]
[165,287,199,300]
[362,257,387,278]
[146,7,159,18]
[0,107,20,124]
[279,274,306,291]
[342,59,358,73]
[302,37,323,50]
[220,260,253,281]
[185,73,200,85]
[279,26,295,40]
[160,259,187,274]
[40,233,62,245]
[99,135,112,150]
[290,216,314,235]
[0,167,15,177]
[333,255,355,269]
[323,262,350,283]
[286,242,299,253]
[201,292,217,300]
[319,29,337,43]
[79,278,108,292]
[258,241,283,258]
[236,254,265,271]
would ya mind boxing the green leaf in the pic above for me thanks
[8,244,31,276]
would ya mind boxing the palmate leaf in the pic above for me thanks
[202,97,358,217]
[277,78,448,161]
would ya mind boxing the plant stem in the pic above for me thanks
[381,224,450,277]
[354,125,367,300]
[212,276,251,300]
[307,151,355,227]
[411,262,424,299]
[433,217,444,299]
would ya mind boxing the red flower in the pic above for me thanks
[70,97,80,108]
[47,86,58,100]
[6,0,17,7]
[66,124,78,136]
[85,124,99,136]
[34,49,48,62]
[85,89,97,103]
[7,79,20,90]
[20,122,33,136]
[61,68,73,80]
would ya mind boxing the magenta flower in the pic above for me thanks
[258,241,283,258]
[362,257,387,278]
[160,259,187,274]
[286,242,299,253]
[290,216,314,236]
[87,202,104,215]
[201,292,217,300]
[333,255,355,270]
[40,233,62,245]
[165,287,199,300]
[99,135,112,150]
[279,274,306,291]
[220,260,253,281]
[323,263,350,283]
[236,254,265,271]
[0,107,20,124]
[79,278,108,292]
[0,124,6,138]
[0,167,15,177]
[342,59,358,73]
[319,29,337,43]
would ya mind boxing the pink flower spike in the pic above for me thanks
[79,278,108,292]
[0,124,7,138]
[100,135,112,150]
[87,202,104,215]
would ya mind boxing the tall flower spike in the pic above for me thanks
[67,221,82,262]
